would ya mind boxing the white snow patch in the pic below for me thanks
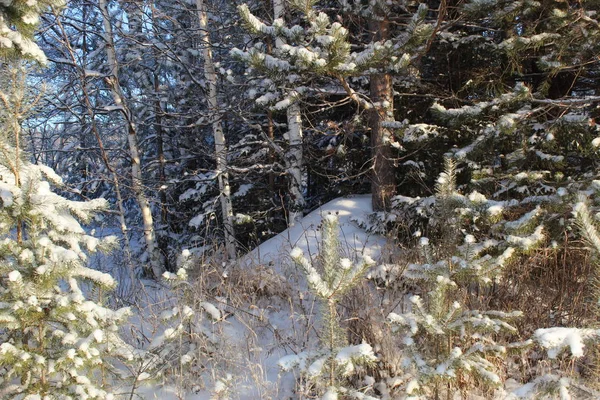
[233,184,253,197]
[534,327,600,359]
[201,302,221,321]
[240,195,385,268]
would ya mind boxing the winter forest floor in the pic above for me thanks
[93,194,600,400]
[108,195,386,399]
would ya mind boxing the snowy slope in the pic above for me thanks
[241,194,386,269]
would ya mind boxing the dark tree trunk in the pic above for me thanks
[369,17,396,212]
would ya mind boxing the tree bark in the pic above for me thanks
[369,16,396,212]
[99,0,165,278]
[273,0,305,226]
[286,99,305,225]
[153,71,168,230]
[195,0,237,261]
[150,5,170,266]
[272,0,285,48]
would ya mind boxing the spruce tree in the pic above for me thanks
[381,161,528,398]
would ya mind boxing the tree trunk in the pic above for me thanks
[266,36,276,194]
[150,5,169,233]
[286,100,305,225]
[150,12,170,268]
[273,0,285,48]
[153,72,168,229]
[369,17,396,212]
[273,0,305,226]
[267,108,276,192]
[99,0,165,278]
[195,0,237,261]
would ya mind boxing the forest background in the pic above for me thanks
[1,0,600,398]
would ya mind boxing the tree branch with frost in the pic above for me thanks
[291,247,332,298]
[228,163,284,174]
[239,115,286,158]
[534,327,600,360]
[530,96,600,106]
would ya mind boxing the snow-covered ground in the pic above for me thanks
[241,194,386,269]
[131,194,387,399]
[92,194,600,399]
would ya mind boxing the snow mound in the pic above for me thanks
[241,194,386,269]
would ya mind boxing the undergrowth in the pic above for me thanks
[98,164,600,399]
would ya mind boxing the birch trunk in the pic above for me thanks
[273,0,305,226]
[273,0,285,48]
[286,99,305,225]
[98,0,165,278]
[195,0,237,260]
[153,72,168,229]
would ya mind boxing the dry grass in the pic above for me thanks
[332,228,600,397]
[343,282,404,380]
[496,242,595,335]
[103,220,600,398]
